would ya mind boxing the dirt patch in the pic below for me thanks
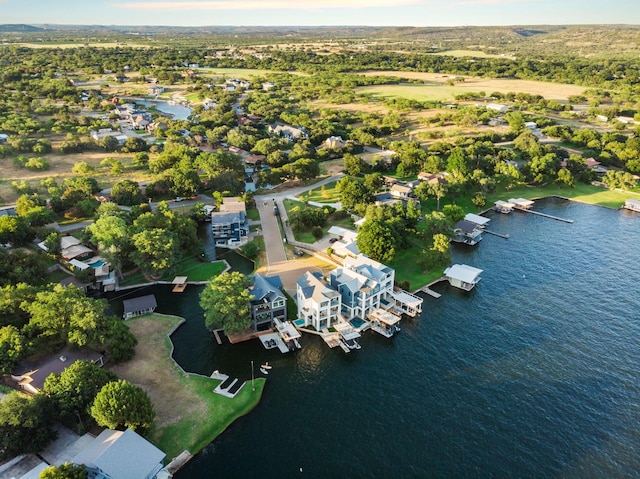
[108,315,207,430]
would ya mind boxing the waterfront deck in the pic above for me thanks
[368,309,402,338]
[172,276,188,293]
[513,206,574,223]
[258,332,290,353]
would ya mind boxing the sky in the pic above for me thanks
[0,0,639,27]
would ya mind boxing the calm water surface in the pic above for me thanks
[116,199,640,478]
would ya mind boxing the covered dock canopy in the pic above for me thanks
[464,213,491,226]
[172,276,188,292]
[508,198,535,209]
[494,200,515,213]
[444,264,483,291]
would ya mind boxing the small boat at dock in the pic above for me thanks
[260,367,269,375]
[261,362,272,370]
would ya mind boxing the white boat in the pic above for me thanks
[260,367,269,375]
[261,362,272,370]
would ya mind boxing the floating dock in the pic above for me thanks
[171,276,188,293]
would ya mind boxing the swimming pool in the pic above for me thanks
[90,259,105,268]
[293,319,306,327]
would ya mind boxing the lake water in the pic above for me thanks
[114,198,640,478]
[138,100,192,120]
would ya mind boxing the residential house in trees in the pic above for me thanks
[250,274,287,332]
[72,428,165,479]
[268,123,309,142]
[210,197,248,247]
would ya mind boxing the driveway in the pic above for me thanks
[256,198,287,265]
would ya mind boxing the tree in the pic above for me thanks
[343,153,366,176]
[40,463,88,479]
[356,219,396,263]
[24,284,112,348]
[0,215,34,246]
[43,360,118,426]
[90,380,155,433]
[0,325,24,374]
[130,229,180,279]
[111,179,145,206]
[199,272,253,335]
[431,233,451,263]
[0,392,55,461]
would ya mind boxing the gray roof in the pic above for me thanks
[211,211,246,224]
[73,428,165,479]
[122,294,157,314]
[455,220,478,233]
[251,274,285,303]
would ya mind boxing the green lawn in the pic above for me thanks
[111,314,265,461]
[487,182,633,209]
[389,246,445,291]
[246,207,260,221]
[119,256,227,286]
[303,181,341,203]
[153,373,265,459]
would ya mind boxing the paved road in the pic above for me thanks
[256,198,287,265]
[255,175,344,292]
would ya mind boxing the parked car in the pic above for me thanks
[294,249,304,257]
[174,197,183,202]
[329,237,338,244]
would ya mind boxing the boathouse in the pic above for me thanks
[122,294,157,319]
[509,198,535,210]
[464,213,491,227]
[624,198,640,212]
[444,264,483,291]
[494,200,515,213]
[452,220,483,246]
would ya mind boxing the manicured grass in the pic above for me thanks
[389,245,445,291]
[487,182,634,209]
[109,314,265,460]
[44,269,72,284]
[303,181,341,203]
[246,207,260,221]
[119,256,227,286]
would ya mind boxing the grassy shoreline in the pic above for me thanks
[108,314,265,461]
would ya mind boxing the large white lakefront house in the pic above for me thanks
[296,254,423,332]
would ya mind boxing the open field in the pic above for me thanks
[301,180,341,203]
[108,314,265,460]
[196,67,272,78]
[359,71,586,101]
[430,49,507,59]
[7,42,149,49]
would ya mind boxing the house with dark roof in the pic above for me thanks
[72,428,165,479]
[11,349,105,395]
[249,274,287,332]
[122,294,157,319]
[211,197,248,247]
[452,220,483,246]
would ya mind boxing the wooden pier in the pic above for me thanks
[514,206,574,223]
[483,229,510,239]
[212,329,223,345]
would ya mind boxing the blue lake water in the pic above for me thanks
[138,100,192,120]
[114,198,640,478]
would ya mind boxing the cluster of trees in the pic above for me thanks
[199,271,253,335]
[85,201,199,279]
[0,283,137,375]
[0,365,154,462]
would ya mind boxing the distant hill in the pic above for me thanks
[0,24,44,33]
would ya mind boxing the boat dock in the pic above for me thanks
[171,276,188,293]
[483,229,510,239]
[513,206,574,223]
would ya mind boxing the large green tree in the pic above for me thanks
[0,392,54,461]
[356,219,396,263]
[199,271,253,334]
[90,380,155,434]
[0,325,24,374]
[23,284,112,348]
[130,228,179,278]
[43,360,118,425]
